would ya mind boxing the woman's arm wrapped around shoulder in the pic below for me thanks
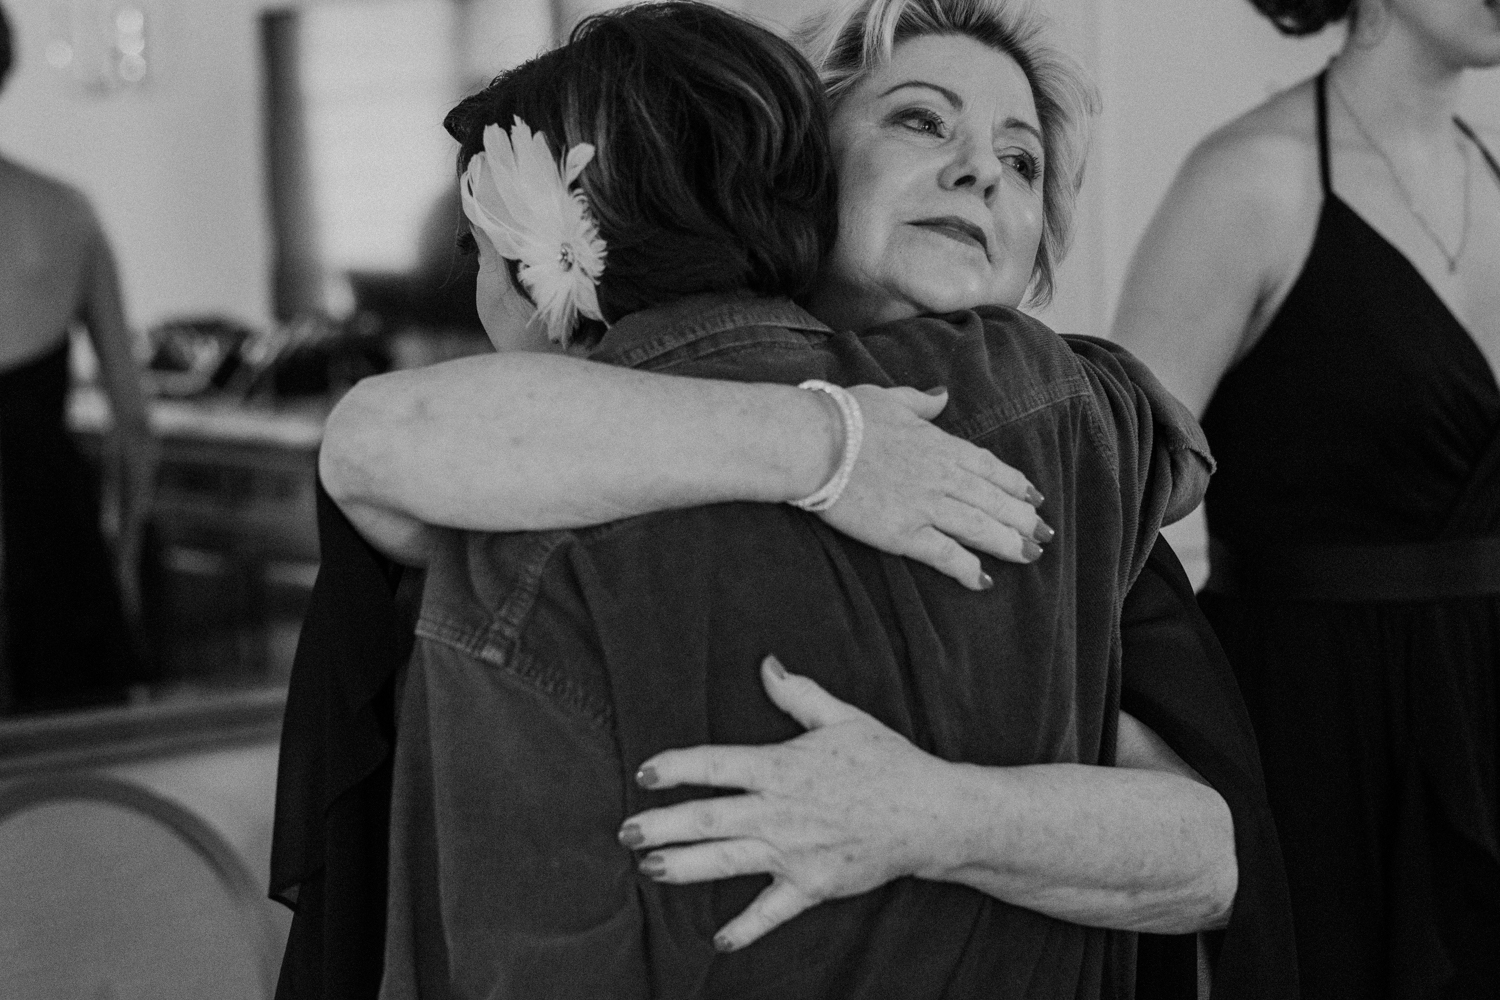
[320,352,1049,587]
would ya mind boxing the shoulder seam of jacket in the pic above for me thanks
[414,614,615,729]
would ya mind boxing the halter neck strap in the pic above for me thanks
[1314,70,1332,195]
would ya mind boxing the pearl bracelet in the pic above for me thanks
[789,380,864,512]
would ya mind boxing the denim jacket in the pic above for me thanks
[380,294,1213,1000]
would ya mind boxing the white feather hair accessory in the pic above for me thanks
[460,117,608,347]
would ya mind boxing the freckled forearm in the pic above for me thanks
[921,761,1237,934]
[320,352,839,533]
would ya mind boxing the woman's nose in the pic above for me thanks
[938,141,1002,202]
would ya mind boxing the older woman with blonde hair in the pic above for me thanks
[273,2,1293,997]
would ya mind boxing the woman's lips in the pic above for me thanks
[909,217,989,258]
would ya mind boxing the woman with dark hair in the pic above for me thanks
[0,1,157,711]
[1113,0,1499,995]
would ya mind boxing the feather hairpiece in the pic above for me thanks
[460,117,607,347]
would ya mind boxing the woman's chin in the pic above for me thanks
[908,284,1007,316]
[897,265,1022,315]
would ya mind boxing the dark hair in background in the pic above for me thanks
[1247,0,1355,36]
[1,2,14,94]
[444,1,837,346]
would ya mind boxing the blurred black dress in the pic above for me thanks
[0,340,138,711]
[1200,73,1499,999]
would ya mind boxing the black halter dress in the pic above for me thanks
[1199,73,1500,998]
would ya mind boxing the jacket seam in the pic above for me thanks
[415,615,614,730]
[646,337,820,373]
[954,373,1093,443]
[601,315,827,369]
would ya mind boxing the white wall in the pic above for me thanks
[0,0,277,330]
[0,0,555,332]
[3,0,1496,341]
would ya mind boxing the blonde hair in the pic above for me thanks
[801,0,1098,307]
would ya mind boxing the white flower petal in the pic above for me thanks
[461,116,607,344]
[563,143,595,185]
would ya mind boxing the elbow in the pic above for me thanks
[1175,787,1239,933]
[1134,785,1238,935]
[1197,832,1238,932]
[1202,788,1238,929]
[319,376,397,508]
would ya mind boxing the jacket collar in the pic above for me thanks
[589,292,830,370]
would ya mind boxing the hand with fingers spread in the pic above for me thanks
[619,654,965,953]
[819,384,1051,591]
[620,655,1239,953]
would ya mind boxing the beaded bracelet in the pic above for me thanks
[789,380,864,512]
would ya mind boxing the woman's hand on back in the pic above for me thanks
[827,385,1048,588]
[620,656,1238,949]
[619,655,959,952]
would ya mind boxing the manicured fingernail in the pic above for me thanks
[1025,485,1045,506]
[924,385,948,396]
[618,823,644,848]
[638,854,665,877]
[636,765,659,789]
[713,933,736,953]
[1021,539,1043,562]
[763,654,787,679]
[979,572,995,591]
[1033,520,1055,544]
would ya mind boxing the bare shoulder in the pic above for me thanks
[0,156,100,236]
[1112,79,1327,411]
[1173,80,1323,228]
[1161,79,1328,315]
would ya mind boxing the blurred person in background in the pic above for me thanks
[0,1,157,712]
[1113,0,1500,994]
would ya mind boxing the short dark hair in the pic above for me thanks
[0,2,14,95]
[1246,0,1354,35]
[444,1,837,346]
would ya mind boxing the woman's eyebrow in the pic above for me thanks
[1001,117,1044,147]
[878,80,963,106]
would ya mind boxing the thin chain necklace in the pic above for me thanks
[1330,78,1473,273]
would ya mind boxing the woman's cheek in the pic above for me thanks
[994,200,1044,303]
[828,205,891,290]
[1018,194,1045,253]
